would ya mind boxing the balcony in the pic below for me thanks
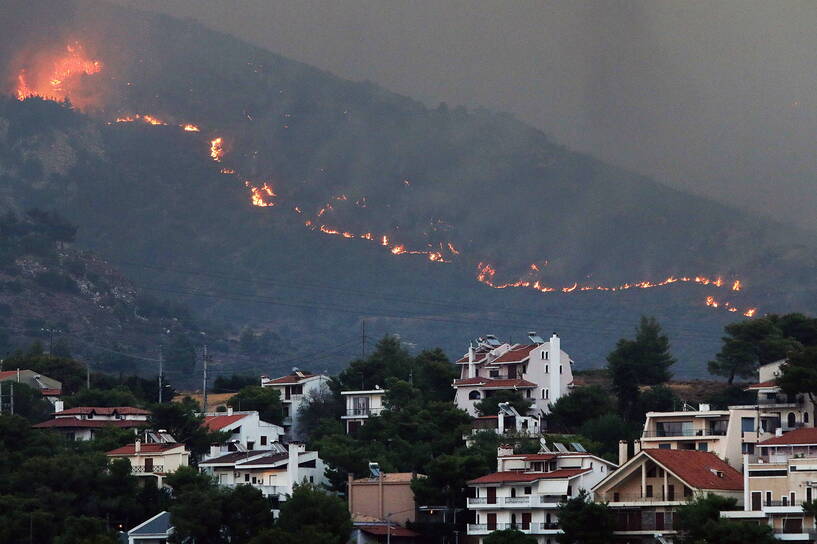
[642,428,726,439]
[467,495,568,508]
[132,465,164,474]
[342,407,383,418]
[467,523,562,535]
[605,493,687,505]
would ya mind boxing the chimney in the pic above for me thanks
[287,442,305,490]
[468,344,476,379]
[776,428,783,437]
[497,443,514,471]
[53,400,64,413]
[17,368,21,382]
[633,440,642,456]
[135,440,141,454]
[209,444,220,458]
[618,440,629,465]
[549,333,561,407]
[227,406,234,416]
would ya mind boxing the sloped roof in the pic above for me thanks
[759,427,817,446]
[494,344,537,363]
[351,473,419,484]
[468,468,590,485]
[499,453,557,461]
[58,406,150,416]
[745,379,778,390]
[358,525,419,537]
[130,511,172,536]
[199,450,274,465]
[263,372,317,384]
[453,377,536,388]
[642,449,742,490]
[238,453,289,467]
[203,414,248,431]
[107,443,185,455]
[33,417,146,429]
[40,388,61,396]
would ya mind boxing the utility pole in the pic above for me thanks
[158,346,164,404]
[9,382,13,415]
[0,381,3,414]
[202,344,209,413]
[86,361,90,390]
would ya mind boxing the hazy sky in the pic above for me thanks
[115,0,817,231]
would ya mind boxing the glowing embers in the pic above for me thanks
[210,138,224,162]
[114,115,202,133]
[245,181,277,207]
[15,42,102,106]
[476,262,759,317]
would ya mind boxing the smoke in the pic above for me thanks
[105,0,817,231]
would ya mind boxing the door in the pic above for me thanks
[667,485,675,501]
[655,512,665,531]
[521,513,531,530]
[144,457,153,473]
[486,513,497,531]
[751,491,762,511]
[487,487,496,505]
[783,518,803,533]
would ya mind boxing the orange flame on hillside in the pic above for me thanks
[182,124,201,132]
[15,42,102,108]
[210,138,224,162]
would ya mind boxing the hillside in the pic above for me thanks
[0,0,815,377]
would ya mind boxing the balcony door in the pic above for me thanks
[486,513,497,530]
[353,396,369,415]
[521,512,531,530]
[655,512,665,531]
[487,487,496,505]
[144,457,153,472]
[751,491,762,511]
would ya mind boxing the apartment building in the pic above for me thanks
[341,387,387,433]
[198,441,328,510]
[466,444,615,543]
[593,449,743,542]
[106,432,190,488]
[453,332,573,418]
[32,406,149,440]
[260,370,329,435]
[721,428,817,541]
[202,409,284,453]
[740,359,814,435]
[466,403,541,446]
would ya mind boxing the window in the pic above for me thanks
[309,476,314,483]
[545,389,549,399]
[807,412,810,424]
[567,485,572,496]
[697,442,708,452]
[469,390,482,400]
[524,486,531,495]
[245,473,250,482]
[782,496,788,506]
[490,370,500,378]
[741,417,754,433]
[260,436,267,446]
[658,468,664,477]
[247,441,255,450]
[613,493,620,502]
[808,488,813,502]
[766,492,772,505]
[647,466,656,478]
[511,488,517,498]
[252,476,257,484]
[791,492,797,505]
[542,389,546,399]
[646,485,653,498]
[546,351,549,360]
[559,365,563,374]
[525,389,531,398]
[658,443,672,449]
[684,487,692,498]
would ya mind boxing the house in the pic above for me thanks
[341,387,387,433]
[739,359,814,438]
[453,332,573,419]
[467,402,541,445]
[0,369,62,407]
[260,370,330,435]
[198,441,328,512]
[201,408,284,454]
[593,448,743,542]
[32,406,149,440]
[107,432,190,488]
[720,428,817,539]
[466,444,615,543]
[124,511,173,543]
[348,470,424,526]
[349,516,421,544]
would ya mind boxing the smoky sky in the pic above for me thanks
[112,0,817,231]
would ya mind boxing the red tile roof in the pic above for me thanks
[358,525,420,537]
[642,449,742,491]
[203,414,247,431]
[745,380,778,390]
[759,427,817,446]
[494,345,537,363]
[263,373,316,384]
[0,370,20,380]
[499,453,557,461]
[453,377,536,388]
[456,349,490,364]
[107,443,185,455]
[468,468,589,485]
[33,417,146,429]
[40,389,61,396]
[58,406,150,416]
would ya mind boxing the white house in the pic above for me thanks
[260,370,330,436]
[125,511,173,544]
[33,406,149,440]
[340,387,387,433]
[199,441,328,515]
[467,444,616,544]
[453,332,573,418]
[201,409,284,454]
[106,432,190,488]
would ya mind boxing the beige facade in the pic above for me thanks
[348,473,422,526]
[340,388,387,433]
[107,440,190,488]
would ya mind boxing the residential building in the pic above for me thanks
[260,370,329,435]
[348,471,424,526]
[349,516,420,544]
[32,406,149,440]
[466,403,541,446]
[124,511,173,544]
[740,359,814,435]
[466,444,615,543]
[0,369,62,408]
[593,448,743,542]
[201,408,284,454]
[107,432,190,488]
[721,428,817,540]
[341,387,387,433]
[453,332,574,418]
[198,441,328,511]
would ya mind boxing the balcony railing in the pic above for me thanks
[467,495,568,507]
[467,523,562,535]
[642,428,726,438]
[132,465,164,474]
[605,493,688,503]
[345,407,383,417]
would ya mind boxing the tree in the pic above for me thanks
[64,387,141,408]
[708,318,801,384]
[579,414,639,462]
[150,401,227,461]
[276,484,352,544]
[335,336,412,391]
[4,382,53,422]
[547,386,615,432]
[227,386,284,424]
[556,490,615,544]
[474,390,533,416]
[484,528,537,544]
[777,347,817,414]
[635,384,679,421]
[166,332,196,374]
[676,493,775,543]
[296,386,343,442]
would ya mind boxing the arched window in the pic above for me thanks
[805,412,810,424]
[788,412,797,428]
[469,390,482,400]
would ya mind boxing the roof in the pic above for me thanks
[263,372,317,385]
[239,453,289,466]
[107,443,185,455]
[453,377,537,388]
[351,473,418,484]
[358,525,419,537]
[499,453,557,461]
[58,406,150,416]
[759,427,817,446]
[468,468,590,485]
[40,388,61,396]
[494,344,537,363]
[33,417,146,429]
[203,414,248,431]
[129,511,172,537]
[0,370,22,380]
[745,379,778,390]
[456,349,490,364]
[642,449,742,491]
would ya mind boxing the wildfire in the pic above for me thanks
[219,168,236,175]
[182,124,201,132]
[245,181,276,207]
[210,138,224,162]
[15,42,102,107]
[116,114,167,125]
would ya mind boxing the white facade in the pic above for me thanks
[340,388,387,433]
[467,445,615,544]
[260,371,330,435]
[453,332,573,418]
[202,409,284,454]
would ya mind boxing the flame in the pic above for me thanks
[244,181,276,207]
[182,124,201,132]
[732,280,742,291]
[448,242,460,255]
[15,42,102,107]
[744,308,757,317]
[219,168,236,175]
[210,138,224,162]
